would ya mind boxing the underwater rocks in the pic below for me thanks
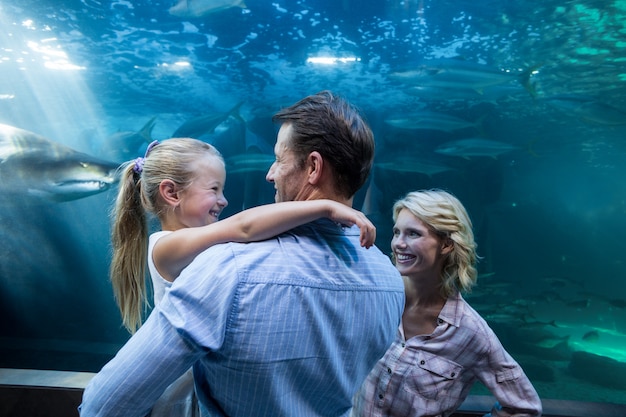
[568,351,626,390]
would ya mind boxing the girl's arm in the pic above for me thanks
[153,199,376,282]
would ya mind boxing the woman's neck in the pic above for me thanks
[403,274,445,308]
[402,275,447,339]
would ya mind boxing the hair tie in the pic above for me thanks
[133,157,145,174]
[145,140,159,157]
[132,140,160,175]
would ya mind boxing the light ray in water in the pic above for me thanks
[0,10,104,151]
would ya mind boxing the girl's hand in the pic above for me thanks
[326,203,377,248]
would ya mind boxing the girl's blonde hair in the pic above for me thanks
[110,138,224,333]
[392,189,478,298]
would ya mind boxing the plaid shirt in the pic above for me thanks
[351,292,542,417]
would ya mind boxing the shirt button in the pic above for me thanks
[451,372,456,377]
[401,343,405,348]
[420,360,425,365]
[378,394,384,399]
[437,318,444,324]
[387,367,392,374]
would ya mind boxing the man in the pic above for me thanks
[80,91,405,417]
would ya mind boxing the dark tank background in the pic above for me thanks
[1,0,626,405]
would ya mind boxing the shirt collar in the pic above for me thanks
[296,218,359,235]
[438,291,465,327]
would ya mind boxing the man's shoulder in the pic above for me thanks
[191,238,283,269]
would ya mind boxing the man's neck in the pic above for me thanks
[297,189,353,207]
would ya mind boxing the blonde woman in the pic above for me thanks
[352,189,542,417]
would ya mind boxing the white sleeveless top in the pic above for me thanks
[148,230,173,306]
[147,230,200,417]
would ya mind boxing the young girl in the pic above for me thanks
[109,138,377,417]
[111,137,376,331]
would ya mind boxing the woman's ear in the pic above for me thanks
[159,179,180,206]
[441,237,454,255]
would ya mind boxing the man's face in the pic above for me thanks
[266,123,307,202]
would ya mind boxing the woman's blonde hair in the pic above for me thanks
[392,189,478,297]
[110,138,224,333]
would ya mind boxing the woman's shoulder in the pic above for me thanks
[457,296,499,342]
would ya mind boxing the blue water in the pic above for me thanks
[1,0,626,405]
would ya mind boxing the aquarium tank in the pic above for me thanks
[1,0,626,410]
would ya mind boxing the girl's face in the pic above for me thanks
[391,208,450,278]
[177,155,228,228]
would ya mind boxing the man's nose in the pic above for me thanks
[266,163,276,182]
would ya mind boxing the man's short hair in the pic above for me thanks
[273,90,375,198]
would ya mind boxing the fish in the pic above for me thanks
[100,116,157,162]
[543,275,585,289]
[169,0,247,18]
[0,123,120,202]
[564,299,590,309]
[527,340,573,362]
[435,138,520,159]
[482,311,524,324]
[374,157,454,177]
[404,84,527,102]
[519,319,559,329]
[542,94,626,125]
[384,111,481,132]
[582,330,599,342]
[606,298,626,309]
[225,152,275,174]
[172,101,244,138]
[389,58,538,95]
[588,294,626,309]
[515,327,569,348]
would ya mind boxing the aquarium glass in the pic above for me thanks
[1,0,625,407]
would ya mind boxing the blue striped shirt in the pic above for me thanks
[80,219,405,417]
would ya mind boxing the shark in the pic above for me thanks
[384,111,481,132]
[100,116,157,162]
[374,156,454,177]
[542,94,626,126]
[169,0,247,18]
[0,123,120,202]
[389,58,539,96]
[435,138,520,159]
[172,101,245,138]
[225,152,275,174]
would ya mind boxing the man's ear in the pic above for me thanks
[307,151,324,184]
[159,179,180,206]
